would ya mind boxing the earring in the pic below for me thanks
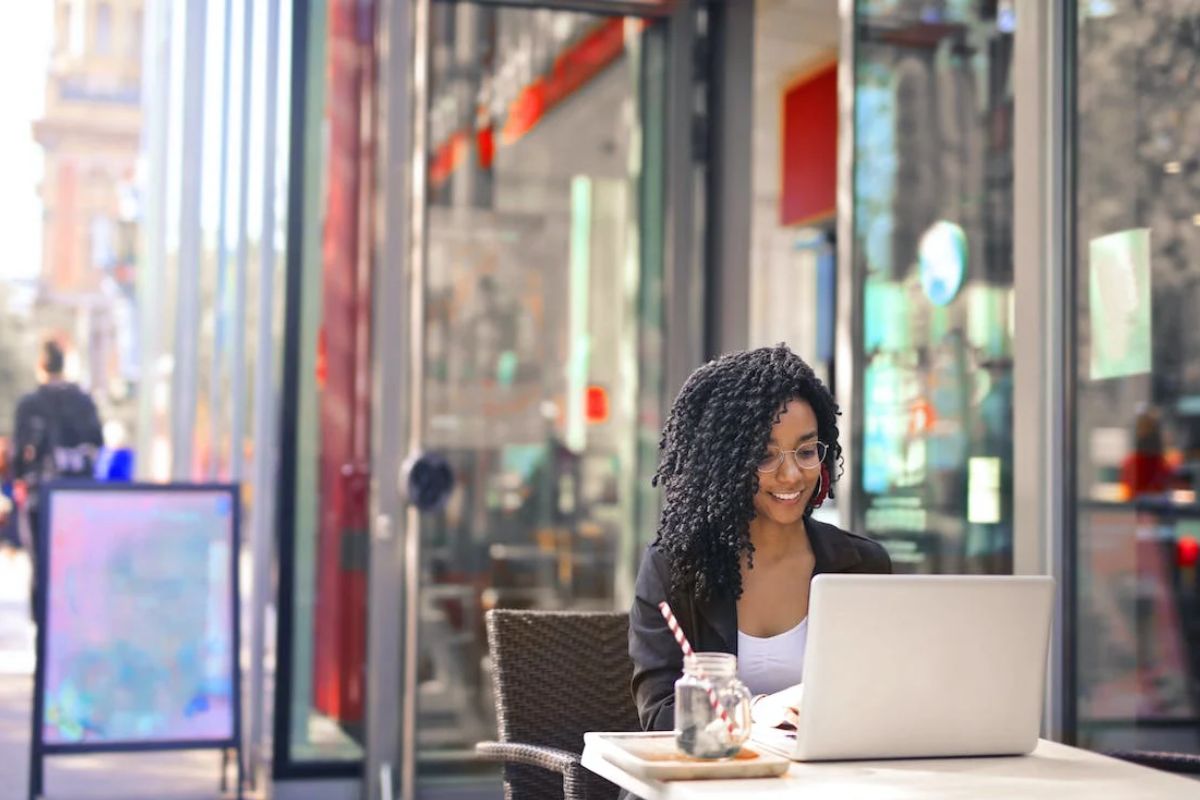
[810,471,823,509]
[810,464,830,509]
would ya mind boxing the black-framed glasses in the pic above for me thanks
[756,441,827,473]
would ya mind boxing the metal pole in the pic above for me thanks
[230,0,255,481]
[1050,0,1073,744]
[137,0,172,479]
[402,0,432,795]
[835,0,859,532]
[705,0,752,357]
[366,0,415,795]
[209,0,235,480]
[662,1,701,403]
[1012,0,1069,742]
[248,0,282,786]
[230,0,255,778]
[171,0,208,480]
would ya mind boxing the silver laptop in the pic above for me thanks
[752,574,1055,761]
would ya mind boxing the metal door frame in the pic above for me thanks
[1010,0,1070,742]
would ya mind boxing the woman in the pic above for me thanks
[629,345,892,731]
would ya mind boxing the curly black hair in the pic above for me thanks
[651,344,842,601]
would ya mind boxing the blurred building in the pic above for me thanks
[32,0,142,425]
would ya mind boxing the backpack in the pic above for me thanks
[17,384,103,490]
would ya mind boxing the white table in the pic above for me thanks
[581,738,1200,799]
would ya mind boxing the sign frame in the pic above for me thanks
[27,481,243,800]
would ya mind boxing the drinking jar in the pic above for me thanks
[673,652,752,759]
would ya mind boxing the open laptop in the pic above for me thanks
[752,574,1055,761]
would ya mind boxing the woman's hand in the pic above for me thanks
[751,683,804,728]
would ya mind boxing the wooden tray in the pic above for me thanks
[584,732,790,781]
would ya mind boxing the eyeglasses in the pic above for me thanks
[756,441,827,473]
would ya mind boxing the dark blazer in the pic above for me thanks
[628,518,892,731]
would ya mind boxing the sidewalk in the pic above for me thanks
[0,549,234,800]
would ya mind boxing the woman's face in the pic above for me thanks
[752,398,822,528]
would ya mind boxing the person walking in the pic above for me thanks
[11,340,104,621]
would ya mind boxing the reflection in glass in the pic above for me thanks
[853,1,1014,574]
[417,3,663,785]
[1072,0,1200,755]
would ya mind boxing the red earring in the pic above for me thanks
[810,464,831,509]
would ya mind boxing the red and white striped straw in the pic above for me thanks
[658,601,737,738]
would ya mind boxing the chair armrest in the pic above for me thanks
[476,740,618,800]
[475,740,580,775]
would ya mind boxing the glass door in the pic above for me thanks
[386,1,671,796]
[850,1,1016,574]
[1069,0,1200,755]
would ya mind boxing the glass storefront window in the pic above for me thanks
[414,2,665,787]
[852,1,1015,573]
[1071,0,1200,755]
[279,0,371,766]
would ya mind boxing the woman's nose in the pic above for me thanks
[778,451,803,481]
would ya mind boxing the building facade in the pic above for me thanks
[33,0,143,434]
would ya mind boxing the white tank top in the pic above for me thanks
[736,618,808,696]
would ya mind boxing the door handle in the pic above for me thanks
[401,451,455,512]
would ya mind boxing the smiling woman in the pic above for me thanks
[628,344,892,733]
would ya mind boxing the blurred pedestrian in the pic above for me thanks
[0,437,17,550]
[1119,407,1175,500]
[11,340,104,621]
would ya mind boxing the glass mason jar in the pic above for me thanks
[674,652,752,759]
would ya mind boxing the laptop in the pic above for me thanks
[752,574,1055,761]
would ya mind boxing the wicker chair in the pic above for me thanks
[476,610,640,800]
[1106,749,1200,776]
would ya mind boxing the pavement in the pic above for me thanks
[0,547,235,800]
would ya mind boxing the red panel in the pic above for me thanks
[501,19,632,144]
[313,0,375,727]
[429,131,468,186]
[476,123,495,170]
[430,18,644,187]
[780,62,838,227]
[585,385,609,424]
[1179,537,1199,569]
[501,79,548,144]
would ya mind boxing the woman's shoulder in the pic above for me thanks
[635,541,673,588]
[640,540,667,567]
[847,531,892,573]
[809,518,893,574]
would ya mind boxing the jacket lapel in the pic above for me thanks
[808,518,862,575]
[693,587,738,654]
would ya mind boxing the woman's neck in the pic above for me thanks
[747,516,810,564]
